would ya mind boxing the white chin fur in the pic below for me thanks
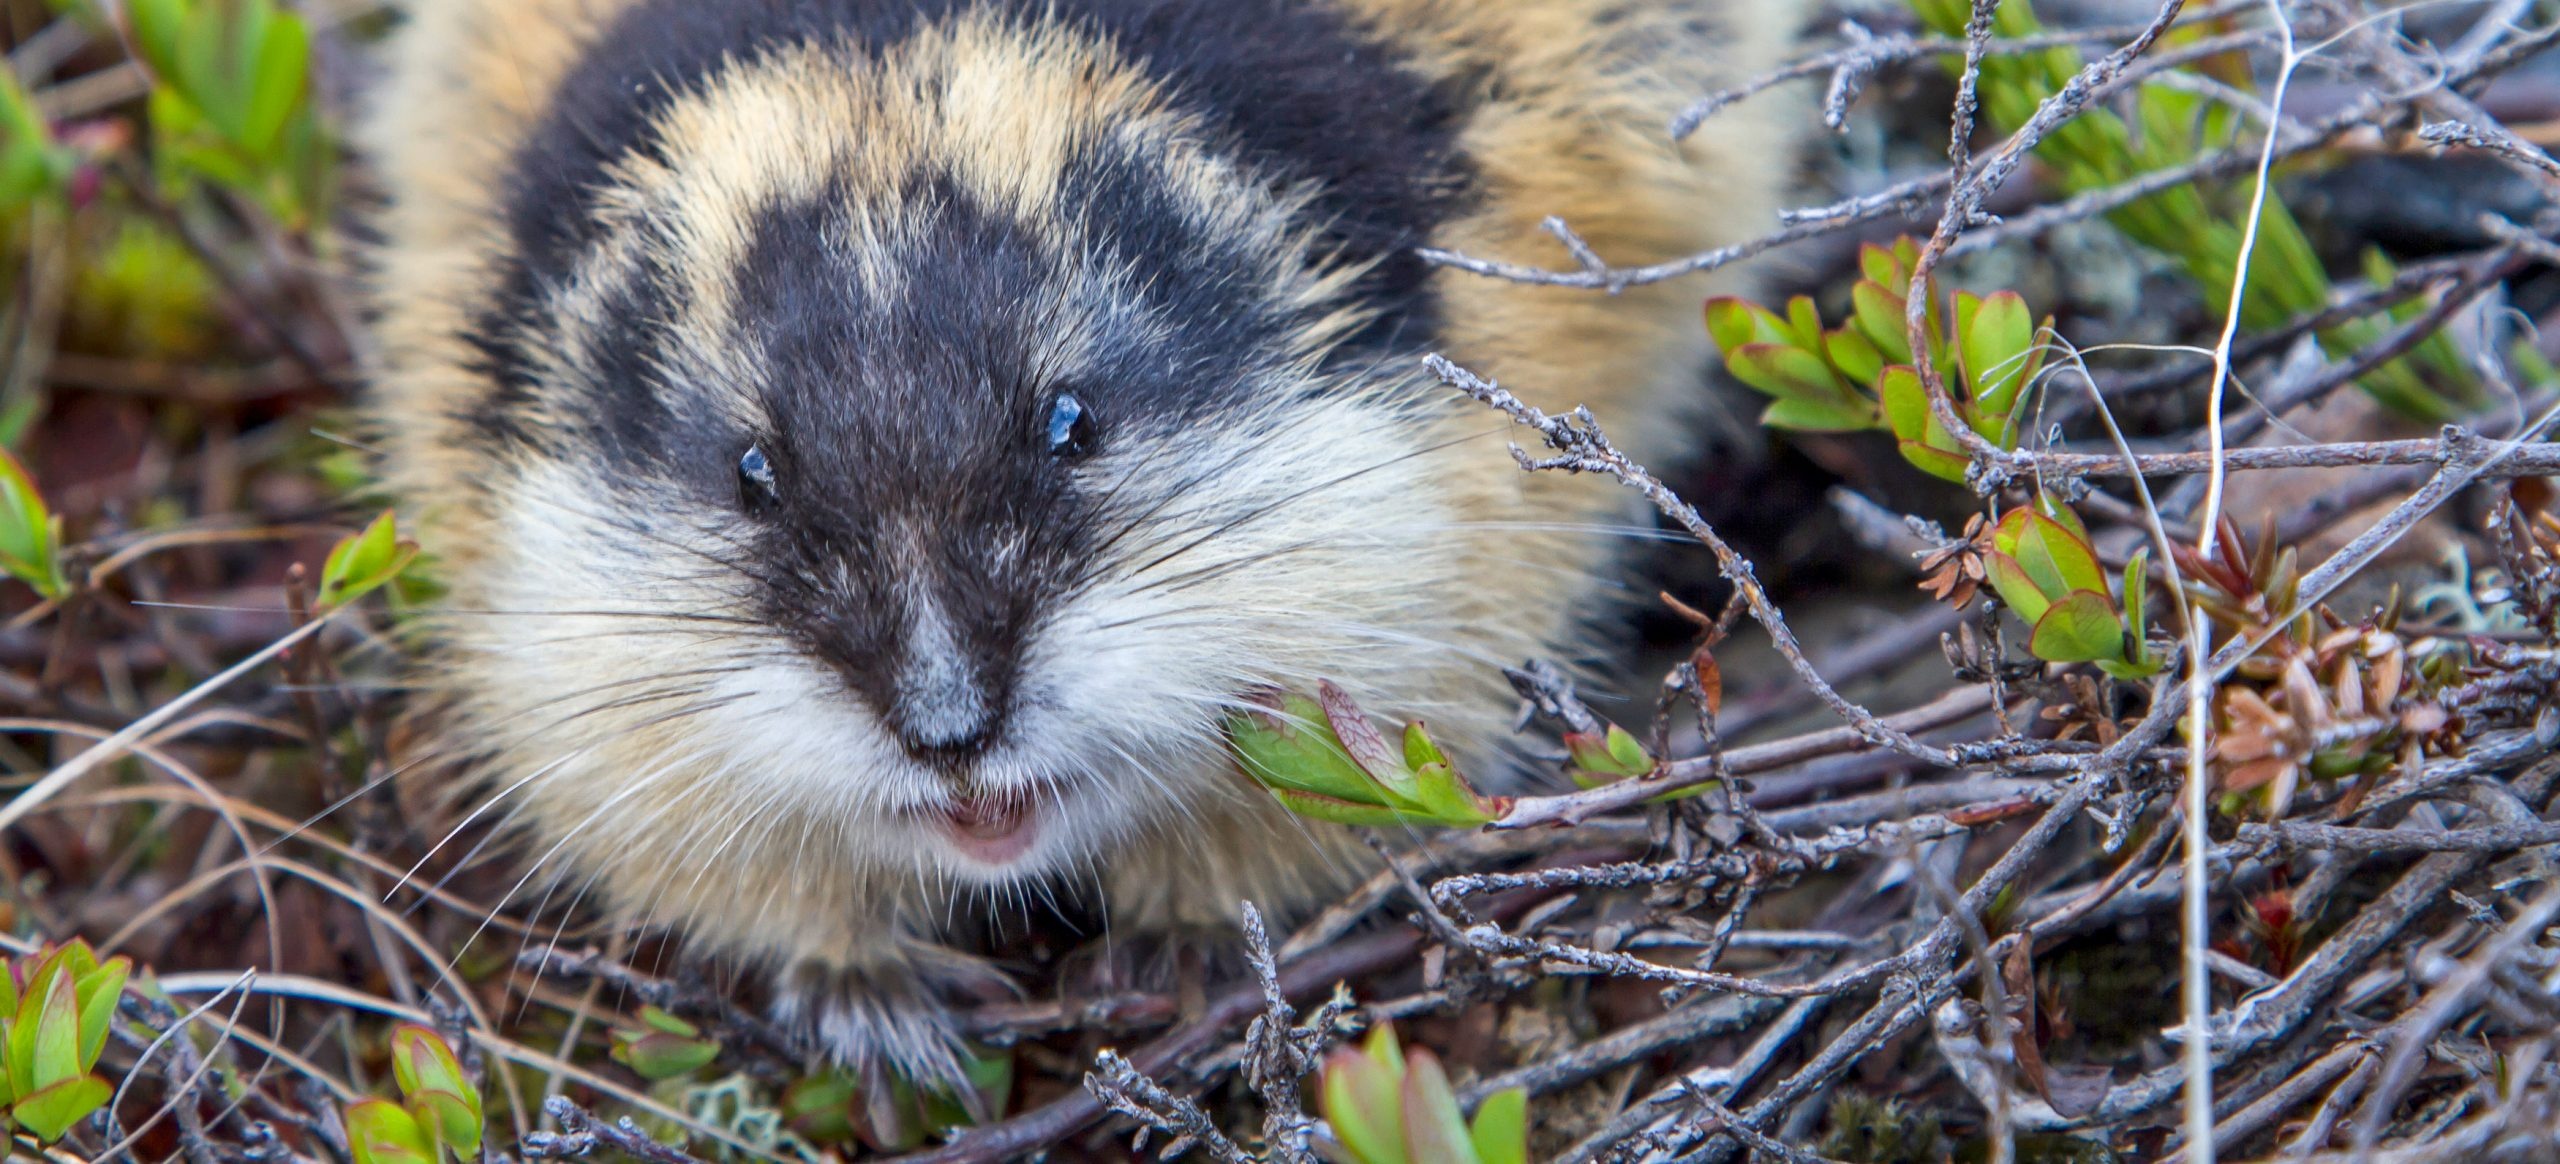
[687,656,1179,887]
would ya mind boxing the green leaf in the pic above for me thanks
[1726,343,1852,407]
[388,1025,459,1101]
[138,0,321,213]
[0,396,38,450]
[2360,245,2398,289]
[1322,1043,1406,1164]
[1400,720,1448,774]
[636,1005,700,1038]
[387,1025,480,1153]
[1564,727,1651,780]
[2134,80,2208,166]
[783,1070,863,1145]
[242,13,311,156]
[71,955,128,1074]
[1825,325,1885,388]
[407,1090,482,1159]
[2033,512,2109,595]
[27,967,78,1092]
[611,1029,720,1081]
[1994,509,2108,599]
[1239,691,1503,827]
[1984,553,2053,625]
[1858,240,1906,289]
[1878,367,1973,483]
[0,447,64,599]
[0,963,20,1064]
[319,510,419,610]
[1877,366,1928,445]
[123,0,187,81]
[1703,297,1790,354]
[1400,1051,1479,1164]
[2096,656,2162,681]
[2122,547,2150,648]
[1783,296,1826,352]
[2031,490,2093,544]
[939,1050,1012,1127]
[0,69,66,211]
[1230,696,1385,804]
[1760,395,1878,433]
[1909,0,1962,35]
[1468,1088,1528,1164]
[1402,763,1503,826]
[1364,1024,1405,1077]
[1606,726,1649,772]
[2029,590,2130,665]
[1852,280,1914,365]
[1960,291,2039,421]
[346,1099,437,1164]
[1897,441,1972,484]
[1993,512,2066,596]
[174,1,230,138]
[10,1074,107,1142]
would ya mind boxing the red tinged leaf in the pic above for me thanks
[1317,681,1403,784]
[1399,1051,1477,1164]
[1947,798,2043,826]
[1692,648,1725,718]
[1320,1045,1404,1164]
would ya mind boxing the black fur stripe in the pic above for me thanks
[462,0,1476,453]
[504,0,1467,313]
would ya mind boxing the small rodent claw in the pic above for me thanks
[771,958,993,1101]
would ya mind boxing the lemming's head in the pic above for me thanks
[431,8,1486,888]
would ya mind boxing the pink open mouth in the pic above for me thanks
[931,791,1042,866]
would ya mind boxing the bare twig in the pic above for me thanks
[522,1097,714,1164]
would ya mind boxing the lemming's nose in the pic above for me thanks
[883,607,1001,765]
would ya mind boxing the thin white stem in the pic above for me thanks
[2183,8,2312,1157]
[2184,618,2218,1164]
[2197,1,2303,551]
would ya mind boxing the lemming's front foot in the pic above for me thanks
[771,952,1010,1102]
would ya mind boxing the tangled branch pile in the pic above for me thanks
[7,0,2560,1162]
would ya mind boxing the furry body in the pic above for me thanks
[362,0,1799,1081]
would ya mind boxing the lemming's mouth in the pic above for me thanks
[924,788,1046,866]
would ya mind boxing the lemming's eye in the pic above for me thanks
[1046,393,1096,458]
[737,444,779,511]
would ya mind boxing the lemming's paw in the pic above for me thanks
[771,955,1008,1100]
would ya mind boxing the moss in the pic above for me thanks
[1817,1093,1948,1164]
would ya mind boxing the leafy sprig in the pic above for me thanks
[1228,683,1512,828]
[345,1025,484,1164]
[0,941,131,1143]
[1707,237,2052,483]
[1320,1026,1527,1164]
